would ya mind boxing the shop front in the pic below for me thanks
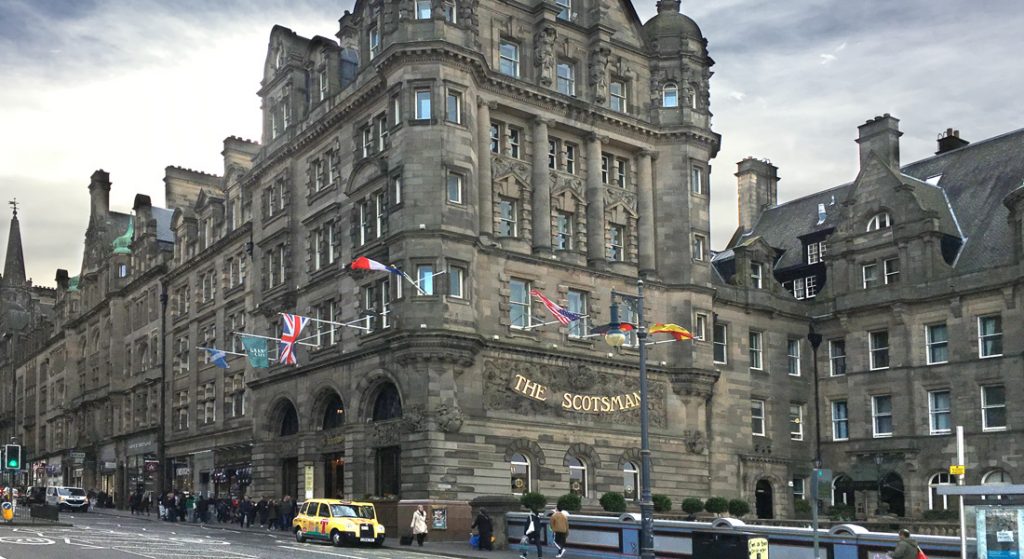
[44,455,63,486]
[124,434,158,498]
[97,444,117,505]
[191,450,214,498]
[213,446,252,499]
[171,457,193,493]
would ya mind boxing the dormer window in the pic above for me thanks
[866,212,892,232]
[442,0,457,23]
[275,48,285,69]
[662,83,679,108]
[415,0,431,19]
[369,26,380,59]
[609,81,626,113]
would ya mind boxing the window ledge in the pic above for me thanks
[980,354,1004,359]
[983,427,1008,432]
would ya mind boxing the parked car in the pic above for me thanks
[293,499,384,547]
[46,486,89,512]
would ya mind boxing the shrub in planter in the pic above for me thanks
[681,498,705,516]
[728,499,751,518]
[600,492,628,513]
[922,510,959,522]
[704,496,729,515]
[794,499,812,517]
[828,504,855,521]
[557,493,582,512]
[652,494,672,512]
[520,492,548,513]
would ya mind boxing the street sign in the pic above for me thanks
[748,537,769,559]
[950,465,966,475]
[69,452,85,462]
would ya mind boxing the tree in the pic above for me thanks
[681,498,704,516]
[652,494,672,513]
[704,496,729,515]
[728,499,751,518]
[557,493,582,512]
[600,492,627,513]
[520,492,548,513]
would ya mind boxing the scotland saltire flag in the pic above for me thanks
[530,289,583,326]
[279,314,310,366]
[205,348,229,369]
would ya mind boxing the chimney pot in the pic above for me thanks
[936,127,970,155]
[856,114,902,170]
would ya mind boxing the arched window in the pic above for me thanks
[372,383,402,421]
[929,472,955,510]
[321,393,345,430]
[510,453,531,495]
[866,212,892,232]
[832,475,855,506]
[279,402,299,436]
[662,84,679,108]
[567,455,587,497]
[981,469,1012,500]
[623,461,640,501]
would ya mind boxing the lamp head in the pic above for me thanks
[605,328,627,347]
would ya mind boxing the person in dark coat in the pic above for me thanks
[472,508,494,551]
[890,529,920,559]
[520,509,544,559]
[267,499,279,531]
[256,497,269,527]
[239,496,253,528]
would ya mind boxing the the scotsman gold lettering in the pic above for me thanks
[513,374,642,413]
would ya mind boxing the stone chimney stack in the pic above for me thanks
[936,128,970,155]
[88,169,111,221]
[736,157,779,233]
[856,114,902,171]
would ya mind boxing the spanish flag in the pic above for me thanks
[650,323,693,341]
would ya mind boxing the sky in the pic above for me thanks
[1,0,1022,287]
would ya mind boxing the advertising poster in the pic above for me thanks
[432,508,447,530]
[976,506,1024,559]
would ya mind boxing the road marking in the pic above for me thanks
[277,544,368,558]
[0,536,55,545]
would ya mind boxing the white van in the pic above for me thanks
[46,486,89,512]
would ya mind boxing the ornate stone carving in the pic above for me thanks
[401,405,426,432]
[605,187,638,214]
[534,27,556,86]
[589,46,610,103]
[371,420,402,446]
[683,430,706,454]
[492,157,531,183]
[435,403,465,433]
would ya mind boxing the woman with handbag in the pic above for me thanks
[411,504,429,546]
[519,508,545,559]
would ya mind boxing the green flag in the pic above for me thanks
[240,336,269,368]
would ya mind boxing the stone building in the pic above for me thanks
[7,0,1024,526]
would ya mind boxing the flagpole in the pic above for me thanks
[232,331,319,349]
[279,313,374,332]
[195,346,247,357]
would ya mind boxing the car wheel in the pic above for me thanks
[294,528,305,543]
[331,530,343,547]
[372,536,385,548]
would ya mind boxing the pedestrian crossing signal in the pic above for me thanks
[3,444,20,470]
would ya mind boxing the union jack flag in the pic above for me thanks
[279,314,310,365]
[530,289,583,326]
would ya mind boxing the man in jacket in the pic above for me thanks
[550,505,570,558]
[890,529,919,559]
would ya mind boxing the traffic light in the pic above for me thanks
[3,444,20,470]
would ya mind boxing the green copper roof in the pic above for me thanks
[112,217,134,254]
[68,275,80,292]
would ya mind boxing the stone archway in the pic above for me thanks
[755,479,774,519]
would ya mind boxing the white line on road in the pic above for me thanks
[276,545,369,558]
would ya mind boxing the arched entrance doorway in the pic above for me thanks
[880,472,905,516]
[755,479,774,519]
[832,474,855,509]
[272,399,300,498]
[320,393,345,499]
[371,383,403,498]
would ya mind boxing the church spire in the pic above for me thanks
[3,198,27,287]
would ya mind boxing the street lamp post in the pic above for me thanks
[603,280,655,559]
[807,324,823,559]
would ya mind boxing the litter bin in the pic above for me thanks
[693,531,769,559]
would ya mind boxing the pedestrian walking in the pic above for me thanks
[141,492,152,515]
[240,496,253,528]
[889,529,921,559]
[411,504,429,546]
[472,508,494,551]
[257,497,268,528]
[550,505,570,558]
[268,499,279,531]
[520,508,544,559]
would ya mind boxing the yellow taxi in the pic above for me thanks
[293,499,385,547]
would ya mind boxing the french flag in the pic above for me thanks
[350,256,403,275]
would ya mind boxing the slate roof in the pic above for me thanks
[728,127,1024,276]
[153,207,174,244]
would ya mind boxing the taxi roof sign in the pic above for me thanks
[748,537,769,559]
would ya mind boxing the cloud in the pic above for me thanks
[2,0,1024,286]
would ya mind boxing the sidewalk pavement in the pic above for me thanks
[90,508,536,558]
